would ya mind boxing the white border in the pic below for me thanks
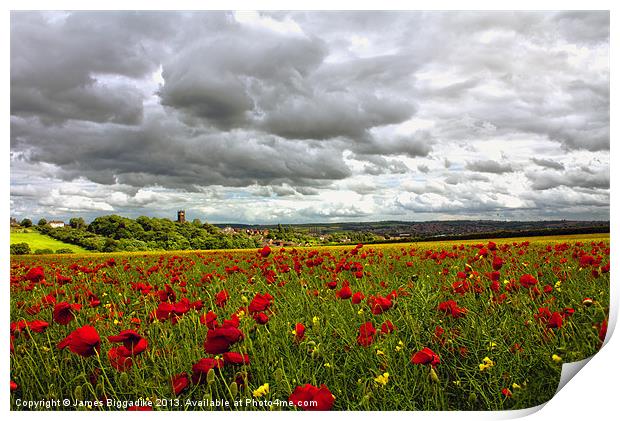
[3,2,616,421]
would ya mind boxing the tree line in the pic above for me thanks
[15,215,260,253]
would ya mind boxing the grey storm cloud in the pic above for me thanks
[526,169,610,191]
[531,158,565,171]
[466,160,514,174]
[9,11,610,222]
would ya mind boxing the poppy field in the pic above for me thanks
[9,234,610,411]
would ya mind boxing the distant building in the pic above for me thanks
[177,210,186,223]
[10,217,19,227]
[221,227,236,235]
[48,220,65,228]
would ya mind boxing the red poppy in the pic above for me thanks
[171,373,190,395]
[367,295,393,315]
[351,292,365,304]
[437,300,467,318]
[488,271,500,282]
[191,358,224,384]
[380,320,396,335]
[411,347,440,366]
[294,323,306,342]
[546,312,563,329]
[223,352,250,365]
[492,257,503,271]
[222,314,240,328]
[253,312,269,324]
[52,302,79,325]
[108,347,133,371]
[204,325,244,354]
[357,322,376,347]
[502,388,512,397]
[127,406,153,411]
[336,284,352,299]
[215,289,229,307]
[57,325,101,357]
[10,380,18,392]
[11,320,50,335]
[155,302,175,321]
[200,310,219,329]
[259,246,272,258]
[599,319,608,342]
[289,384,335,411]
[25,266,45,283]
[248,293,274,314]
[519,274,538,288]
[108,330,148,355]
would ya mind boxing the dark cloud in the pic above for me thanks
[526,169,610,191]
[531,158,565,171]
[466,160,514,174]
[10,11,178,125]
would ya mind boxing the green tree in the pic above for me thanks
[37,218,48,226]
[69,217,86,229]
[10,243,31,255]
[20,218,32,228]
[103,238,118,252]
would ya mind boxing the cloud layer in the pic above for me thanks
[10,11,610,223]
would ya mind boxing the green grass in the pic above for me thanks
[10,229,90,253]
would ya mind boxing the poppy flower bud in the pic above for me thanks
[273,367,284,384]
[229,381,238,398]
[120,372,129,388]
[207,368,216,385]
[429,368,439,383]
[74,385,83,402]
[468,392,477,403]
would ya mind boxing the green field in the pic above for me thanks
[9,234,610,410]
[10,229,90,253]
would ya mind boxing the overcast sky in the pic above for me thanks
[10,11,609,224]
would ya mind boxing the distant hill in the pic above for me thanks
[214,219,610,241]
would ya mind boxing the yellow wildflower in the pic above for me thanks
[479,357,495,372]
[374,372,389,386]
[252,383,270,398]
[552,354,562,363]
[395,340,404,352]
